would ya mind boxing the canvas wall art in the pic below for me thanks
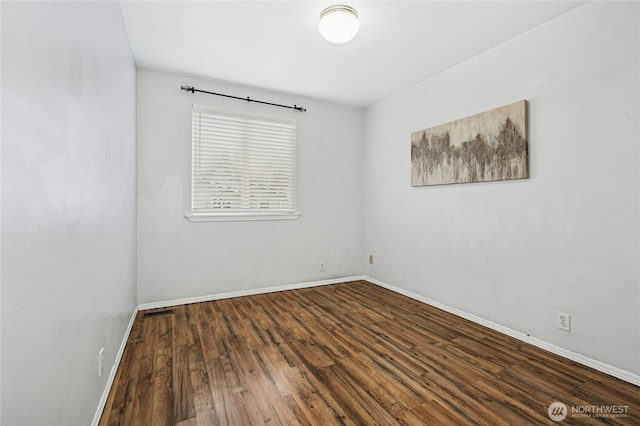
[411,100,528,186]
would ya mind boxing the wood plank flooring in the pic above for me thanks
[100,280,639,425]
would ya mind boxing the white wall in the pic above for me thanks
[1,2,137,424]
[137,70,363,303]
[363,1,639,375]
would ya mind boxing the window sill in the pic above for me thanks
[185,211,301,222]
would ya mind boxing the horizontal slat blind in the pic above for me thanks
[191,105,296,215]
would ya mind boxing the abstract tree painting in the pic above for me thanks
[411,100,529,186]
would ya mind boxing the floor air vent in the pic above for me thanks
[143,309,175,318]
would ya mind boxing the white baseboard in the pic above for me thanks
[137,275,367,311]
[91,306,139,426]
[365,276,640,387]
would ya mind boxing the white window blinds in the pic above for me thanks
[190,105,297,218]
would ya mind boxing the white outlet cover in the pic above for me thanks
[99,348,105,376]
[557,312,571,331]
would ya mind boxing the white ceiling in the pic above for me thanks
[119,1,586,108]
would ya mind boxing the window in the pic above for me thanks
[187,105,299,221]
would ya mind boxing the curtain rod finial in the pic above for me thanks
[181,85,195,93]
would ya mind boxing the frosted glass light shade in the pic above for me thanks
[319,5,359,44]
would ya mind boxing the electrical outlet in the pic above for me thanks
[557,312,571,331]
[99,348,105,376]
[369,255,374,264]
[319,261,326,272]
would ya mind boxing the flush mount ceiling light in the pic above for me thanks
[319,5,360,44]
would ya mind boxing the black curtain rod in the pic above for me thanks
[181,85,306,112]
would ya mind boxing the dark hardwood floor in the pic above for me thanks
[100,280,639,425]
